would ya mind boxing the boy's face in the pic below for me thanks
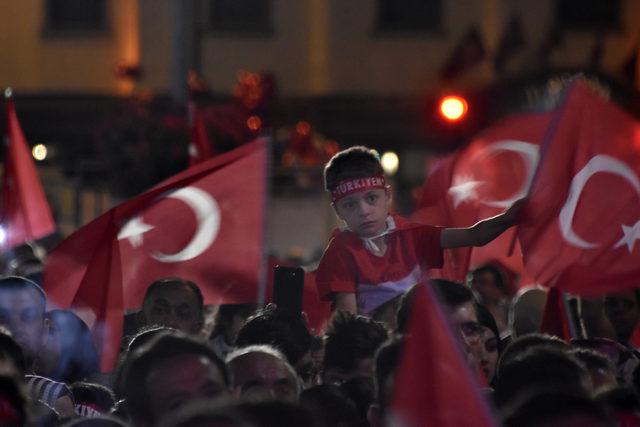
[334,188,391,237]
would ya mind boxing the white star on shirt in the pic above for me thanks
[614,220,640,253]
[117,217,155,247]
[448,176,483,208]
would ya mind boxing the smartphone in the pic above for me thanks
[273,265,304,317]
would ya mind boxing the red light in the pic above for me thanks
[247,115,262,131]
[439,95,468,122]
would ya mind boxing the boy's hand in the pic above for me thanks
[502,198,526,227]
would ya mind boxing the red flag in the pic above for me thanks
[1,95,56,248]
[44,139,268,370]
[539,287,571,340]
[188,101,214,166]
[413,112,552,286]
[519,81,640,296]
[389,283,497,427]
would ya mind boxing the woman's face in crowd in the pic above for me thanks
[479,326,499,382]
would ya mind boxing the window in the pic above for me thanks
[44,0,108,36]
[209,0,273,36]
[557,0,620,31]
[376,0,442,35]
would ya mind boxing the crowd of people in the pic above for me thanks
[0,145,638,426]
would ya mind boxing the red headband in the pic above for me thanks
[331,175,386,202]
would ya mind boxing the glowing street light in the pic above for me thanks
[32,144,47,161]
[381,151,399,176]
[438,95,468,122]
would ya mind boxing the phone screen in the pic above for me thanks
[273,266,304,317]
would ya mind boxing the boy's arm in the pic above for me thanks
[335,292,357,313]
[440,199,524,248]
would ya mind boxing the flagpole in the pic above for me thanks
[507,75,582,256]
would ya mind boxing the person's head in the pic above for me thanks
[502,390,614,427]
[235,306,312,370]
[70,382,116,417]
[123,332,230,427]
[300,384,359,427]
[497,333,569,380]
[0,330,27,378]
[324,146,391,238]
[509,286,547,338]
[571,348,618,394]
[476,304,501,383]
[468,264,510,306]
[0,276,48,363]
[495,347,592,408]
[212,304,260,346]
[603,290,640,344]
[141,277,204,334]
[323,311,388,385]
[367,336,403,427]
[226,345,300,403]
[37,310,99,383]
[430,279,483,355]
[157,400,258,427]
[0,375,27,427]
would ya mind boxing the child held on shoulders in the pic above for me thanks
[316,146,522,315]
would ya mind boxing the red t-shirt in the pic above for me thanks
[316,214,443,314]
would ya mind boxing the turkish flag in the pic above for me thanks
[188,101,214,166]
[389,283,497,427]
[44,139,267,370]
[413,112,551,286]
[519,81,640,296]
[1,96,56,248]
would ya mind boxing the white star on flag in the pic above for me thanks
[614,220,640,253]
[448,176,483,208]
[117,217,155,247]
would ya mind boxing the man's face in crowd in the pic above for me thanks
[142,285,202,334]
[603,291,640,341]
[470,270,504,306]
[323,357,375,385]
[146,354,229,419]
[448,301,483,369]
[0,287,47,360]
[230,352,299,402]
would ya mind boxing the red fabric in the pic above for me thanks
[1,97,56,248]
[539,287,571,341]
[44,140,267,370]
[389,283,497,427]
[315,214,442,312]
[519,81,640,295]
[413,112,552,286]
[188,101,214,166]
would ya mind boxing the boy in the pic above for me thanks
[316,146,522,315]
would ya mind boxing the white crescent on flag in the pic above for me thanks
[559,155,640,251]
[117,186,221,262]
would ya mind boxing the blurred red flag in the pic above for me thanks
[413,112,551,286]
[1,96,56,248]
[44,139,268,370]
[389,283,497,427]
[539,287,571,341]
[188,101,214,166]
[519,81,640,296]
